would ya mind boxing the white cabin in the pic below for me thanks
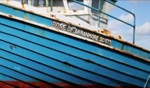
[1,0,120,38]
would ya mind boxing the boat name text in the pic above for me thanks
[52,21,111,45]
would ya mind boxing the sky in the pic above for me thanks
[107,0,150,50]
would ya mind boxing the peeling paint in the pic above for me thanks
[13,66,21,71]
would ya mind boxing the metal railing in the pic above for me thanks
[144,75,150,88]
[73,0,136,44]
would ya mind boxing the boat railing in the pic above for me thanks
[144,75,150,88]
[73,0,136,44]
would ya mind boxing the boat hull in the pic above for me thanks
[0,3,150,88]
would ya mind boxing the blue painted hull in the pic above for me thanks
[0,3,150,87]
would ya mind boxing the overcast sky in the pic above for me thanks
[107,0,150,50]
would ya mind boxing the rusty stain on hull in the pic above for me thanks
[101,29,111,36]
[6,0,10,3]
[21,2,25,9]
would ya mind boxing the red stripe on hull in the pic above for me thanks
[0,81,138,88]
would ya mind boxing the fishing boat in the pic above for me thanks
[0,0,149,88]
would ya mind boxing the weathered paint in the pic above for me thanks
[0,2,150,88]
[0,3,149,60]
[0,13,150,87]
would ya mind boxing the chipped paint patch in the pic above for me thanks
[13,66,21,71]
